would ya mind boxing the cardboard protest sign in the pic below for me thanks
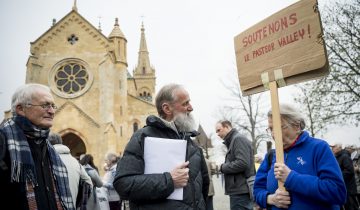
[234,0,329,96]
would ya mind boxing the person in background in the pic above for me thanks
[345,145,359,161]
[253,104,346,210]
[215,120,255,210]
[254,154,263,172]
[204,154,215,210]
[79,154,105,210]
[0,83,75,210]
[103,152,121,210]
[80,153,100,173]
[345,145,360,207]
[48,132,92,209]
[331,143,359,210]
[113,83,209,210]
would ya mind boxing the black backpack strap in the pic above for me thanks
[84,166,94,173]
[0,132,8,171]
[266,149,275,171]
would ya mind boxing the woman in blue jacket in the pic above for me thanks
[253,104,346,210]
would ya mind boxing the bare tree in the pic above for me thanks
[216,71,270,154]
[293,81,330,137]
[294,0,360,134]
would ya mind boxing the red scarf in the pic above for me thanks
[284,132,302,152]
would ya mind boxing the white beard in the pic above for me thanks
[174,112,196,132]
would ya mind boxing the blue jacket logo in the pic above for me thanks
[297,156,306,165]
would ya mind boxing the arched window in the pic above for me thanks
[133,122,139,133]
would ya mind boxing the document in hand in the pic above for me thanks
[144,137,187,200]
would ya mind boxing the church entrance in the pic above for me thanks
[61,133,86,160]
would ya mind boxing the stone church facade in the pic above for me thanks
[25,4,157,167]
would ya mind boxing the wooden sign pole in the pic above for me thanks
[269,81,286,190]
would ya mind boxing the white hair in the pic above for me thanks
[11,83,51,114]
[268,103,306,130]
[105,152,119,165]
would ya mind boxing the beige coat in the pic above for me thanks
[205,158,215,196]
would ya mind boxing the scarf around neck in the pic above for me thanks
[159,117,179,134]
[1,115,75,210]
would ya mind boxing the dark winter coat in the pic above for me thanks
[335,149,357,195]
[221,129,255,195]
[113,115,210,210]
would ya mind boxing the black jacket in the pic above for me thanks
[221,129,255,195]
[113,115,209,210]
[335,149,357,195]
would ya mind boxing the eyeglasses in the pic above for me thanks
[266,124,289,133]
[27,103,58,110]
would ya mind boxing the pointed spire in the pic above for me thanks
[72,0,78,11]
[109,17,125,38]
[134,22,152,75]
[133,21,156,102]
[139,22,148,53]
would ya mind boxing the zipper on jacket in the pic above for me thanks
[191,181,196,209]
[285,152,289,164]
[183,135,196,209]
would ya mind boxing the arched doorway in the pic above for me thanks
[61,133,86,159]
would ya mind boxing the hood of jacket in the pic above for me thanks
[53,144,71,155]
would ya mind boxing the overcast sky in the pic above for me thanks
[0,0,358,152]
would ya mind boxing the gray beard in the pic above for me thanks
[174,112,196,132]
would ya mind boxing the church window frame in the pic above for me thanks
[49,58,93,99]
[67,34,79,45]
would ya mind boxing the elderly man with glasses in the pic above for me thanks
[0,83,75,210]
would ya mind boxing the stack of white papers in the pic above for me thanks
[144,137,187,200]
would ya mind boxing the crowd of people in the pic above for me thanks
[0,82,358,210]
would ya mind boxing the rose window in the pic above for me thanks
[54,63,89,94]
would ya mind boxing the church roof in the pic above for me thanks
[30,9,111,55]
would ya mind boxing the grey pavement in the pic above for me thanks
[212,175,230,210]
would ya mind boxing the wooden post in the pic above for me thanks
[269,81,285,190]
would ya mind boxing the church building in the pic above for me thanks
[25,3,157,167]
